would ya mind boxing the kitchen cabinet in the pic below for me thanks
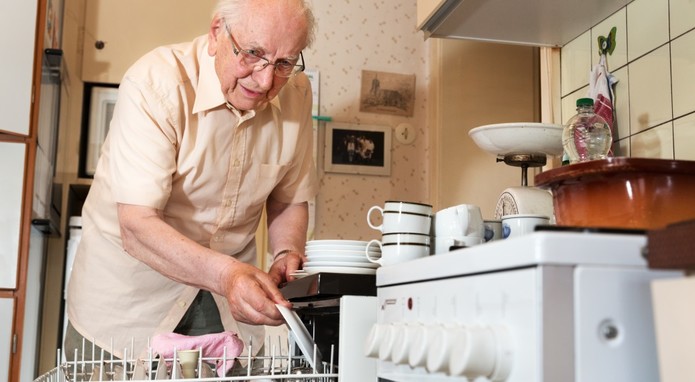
[417,0,633,47]
[81,0,216,84]
[0,296,15,382]
[0,0,39,136]
[0,142,27,290]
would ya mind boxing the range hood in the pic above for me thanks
[419,0,634,47]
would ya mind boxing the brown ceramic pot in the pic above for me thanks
[535,157,695,229]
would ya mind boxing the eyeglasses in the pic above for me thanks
[224,23,305,78]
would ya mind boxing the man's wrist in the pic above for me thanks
[274,249,298,261]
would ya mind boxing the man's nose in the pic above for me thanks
[253,65,275,89]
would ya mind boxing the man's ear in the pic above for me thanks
[208,15,224,56]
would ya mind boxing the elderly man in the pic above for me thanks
[65,0,317,362]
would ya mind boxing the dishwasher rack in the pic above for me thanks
[34,336,337,382]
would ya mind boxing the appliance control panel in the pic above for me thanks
[370,267,540,381]
[370,263,679,382]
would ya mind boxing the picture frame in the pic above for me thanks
[79,83,119,178]
[324,122,391,176]
[359,70,416,117]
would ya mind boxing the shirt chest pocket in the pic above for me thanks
[250,163,289,204]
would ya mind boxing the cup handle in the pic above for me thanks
[365,239,383,265]
[367,206,384,231]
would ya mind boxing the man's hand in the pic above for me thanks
[268,250,305,285]
[221,260,291,326]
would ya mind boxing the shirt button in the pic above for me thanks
[233,159,240,166]
[178,301,186,308]
[224,199,232,207]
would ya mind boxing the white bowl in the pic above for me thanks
[468,122,563,156]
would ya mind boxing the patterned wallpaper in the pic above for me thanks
[305,0,430,241]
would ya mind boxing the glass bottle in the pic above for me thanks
[562,97,612,164]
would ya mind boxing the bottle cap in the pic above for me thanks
[576,97,594,107]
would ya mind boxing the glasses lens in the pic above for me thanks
[239,50,262,65]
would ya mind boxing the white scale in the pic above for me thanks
[368,230,683,382]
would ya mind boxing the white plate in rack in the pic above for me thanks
[276,304,322,369]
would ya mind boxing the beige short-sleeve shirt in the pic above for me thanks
[67,35,318,358]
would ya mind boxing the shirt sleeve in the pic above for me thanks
[108,72,181,210]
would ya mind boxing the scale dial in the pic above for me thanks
[494,192,520,219]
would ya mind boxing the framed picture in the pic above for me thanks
[79,83,119,177]
[324,122,391,176]
[359,70,416,117]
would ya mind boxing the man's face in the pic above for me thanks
[207,10,307,111]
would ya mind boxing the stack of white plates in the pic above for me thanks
[296,240,381,276]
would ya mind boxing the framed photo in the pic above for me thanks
[324,122,391,176]
[79,83,119,177]
[359,70,416,117]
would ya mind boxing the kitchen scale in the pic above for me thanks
[468,122,563,219]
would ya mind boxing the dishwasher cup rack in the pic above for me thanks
[34,336,337,382]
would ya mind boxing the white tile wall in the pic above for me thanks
[561,31,592,96]
[628,45,672,133]
[671,31,695,118]
[670,0,695,38]
[630,122,674,159]
[561,0,695,161]
[612,66,630,142]
[674,113,695,160]
[626,0,669,61]
[591,8,627,71]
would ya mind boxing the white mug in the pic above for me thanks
[367,201,432,235]
[502,214,550,238]
[365,232,430,266]
[483,220,503,242]
[176,349,199,379]
[432,204,484,239]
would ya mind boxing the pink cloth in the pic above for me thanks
[151,331,244,377]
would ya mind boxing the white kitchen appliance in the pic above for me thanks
[468,123,561,219]
[368,228,682,381]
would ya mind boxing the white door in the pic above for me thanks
[0,142,27,289]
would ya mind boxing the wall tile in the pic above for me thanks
[591,8,628,71]
[561,32,592,97]
[671,30,695,118]
[561,86,589,125]
[628,45,672,133]
[627,0,669,61]
[670,0,695,38]
[630,122,674,159]
[612,66,630,140]
[614,137,630,157]
[674,113,695,160]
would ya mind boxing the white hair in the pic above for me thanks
[213,0,316,48]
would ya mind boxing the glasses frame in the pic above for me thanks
[224,22,305,78]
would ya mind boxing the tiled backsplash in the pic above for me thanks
[560,0,695,160]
